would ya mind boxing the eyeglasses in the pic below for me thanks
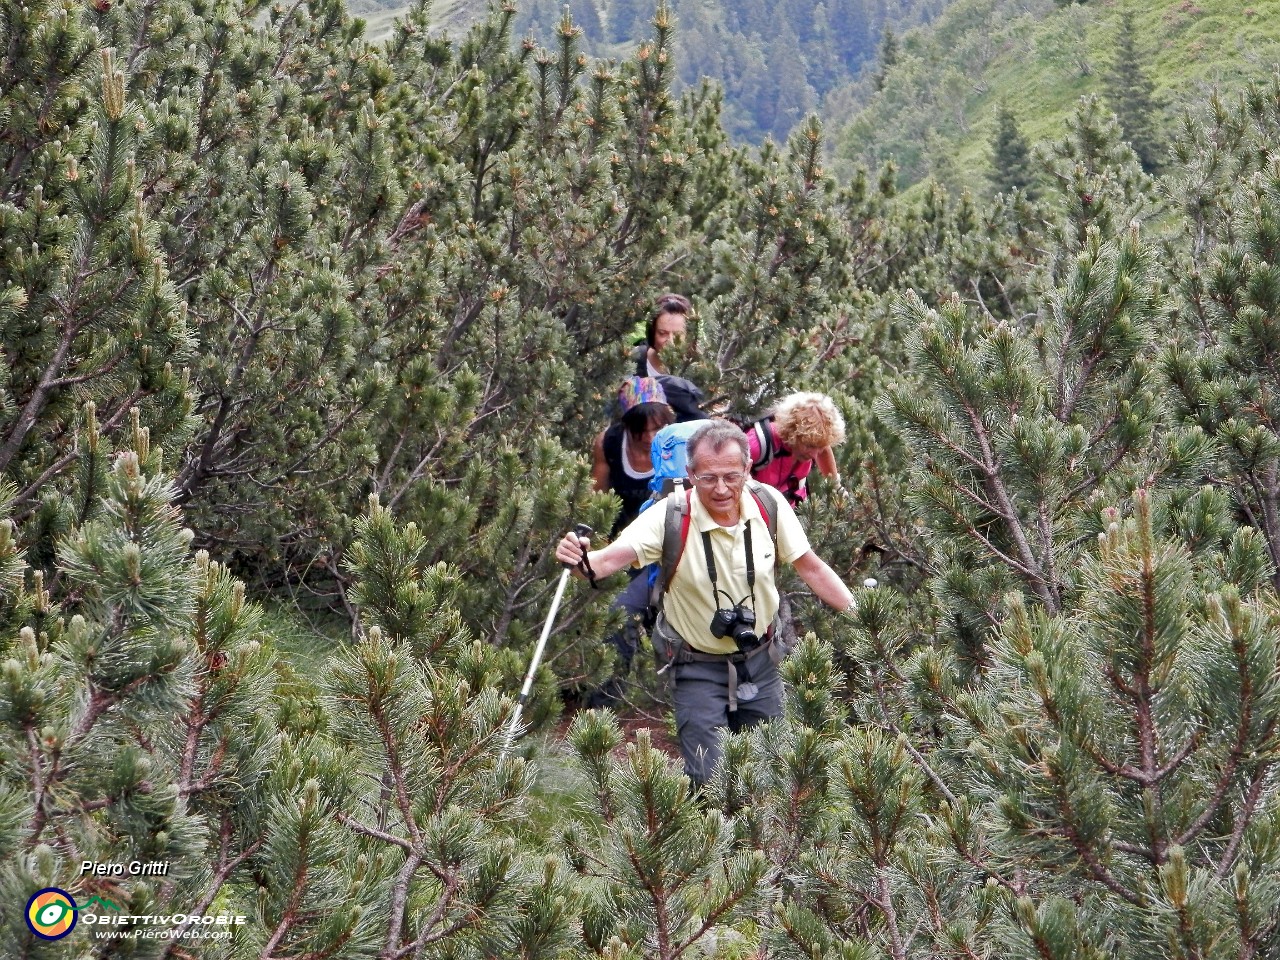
[691,472,745,489]
[658,297,689,314]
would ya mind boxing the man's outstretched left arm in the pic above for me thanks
[791,551,855,612]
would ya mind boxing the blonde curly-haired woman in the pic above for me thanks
[746,392,845,506]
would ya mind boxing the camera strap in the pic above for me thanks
[700,519,755,609]
[699,520,766,711]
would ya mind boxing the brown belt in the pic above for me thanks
[674,632,775,664]
[654,617,777,712]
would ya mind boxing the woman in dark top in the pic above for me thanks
[586,377,674,707]
[632,293,692,378]
[591,377,675,535]
[628,293,707,423]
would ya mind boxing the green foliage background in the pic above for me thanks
[5,0,1280,957]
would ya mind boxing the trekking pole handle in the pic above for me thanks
[571,523,594,550]
[570,524,596,585]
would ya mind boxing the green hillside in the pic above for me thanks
[834,0,1280,194]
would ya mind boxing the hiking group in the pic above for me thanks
[553,294,857,787]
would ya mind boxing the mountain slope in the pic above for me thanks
[832,0,1280,194]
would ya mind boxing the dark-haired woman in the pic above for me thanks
[632,293,691,377]
[629,293,706,422]
[587,378,675,707]
[591,377,676,536]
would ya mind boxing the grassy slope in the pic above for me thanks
[352,0,475,40]
[833,0,1280,196]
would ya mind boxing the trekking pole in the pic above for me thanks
[501,524,593,759]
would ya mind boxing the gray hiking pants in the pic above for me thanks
[671,645,783,786]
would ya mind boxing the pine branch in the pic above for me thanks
[913,340,1059,605]
[974,467,1057,612]
[433,298,487,371]
[1236,828,1280,955]
[876,868,908,960]
[1171,888,1206,960]
[1038,670,1153,787]
[382,850,428,959]
[72,676,150,740]
[162,814,267,955]
[125,0,163,71]
[1035,501,1058,598]
[490,537,536,649]
[1045,772,1145,907]
[1215,762,1273,879]
[274,402,379,482]
[1153,732,1202,782]
[260,832,313,958]
[177,737,228,797]
[1062,429,1129,504]
[270,0,309,77]
[872,674,957,807]
[24,726,51,846]
[1052,321,1108,425]
[434,736,508,819]
[382,198,431,250]
[1257,462,1280,591]
[865,464,934,576]
[369,698,423,847]
[50,822,84,879]
[0,323,79,475]
[969,278,1001,325]
[335,812,412,851]
[382,433,450,510]
[929,485,1044,584]
[1111,840,1157,863]
[671,860,760,959]
[923,878,985,960]
[622,831,676,960]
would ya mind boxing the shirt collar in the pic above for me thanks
[689,485,765,534]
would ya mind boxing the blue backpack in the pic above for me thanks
[645,421,705,499]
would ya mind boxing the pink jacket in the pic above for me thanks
[746,419,813,505]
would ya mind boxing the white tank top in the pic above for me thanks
[621,436,654,481]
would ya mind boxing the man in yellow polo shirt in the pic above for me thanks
[556,419,856,786]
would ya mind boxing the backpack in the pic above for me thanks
[639,423,780,622]
[657,375,709,424]
[630,345,708,423]
[746,415,811,505]
[647,421,704,497]
[747,415,779,469]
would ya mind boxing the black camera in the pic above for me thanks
[710,605,759,651]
